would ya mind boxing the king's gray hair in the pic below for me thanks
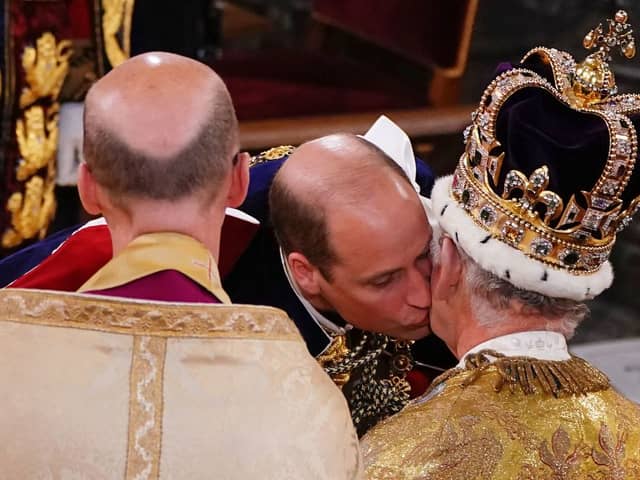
[430,234,589,338]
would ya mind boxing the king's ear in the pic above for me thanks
[432,236,463,301]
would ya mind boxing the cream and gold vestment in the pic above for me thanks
[0,287,362,479]
[362,347,640,479]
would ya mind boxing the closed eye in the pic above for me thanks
[369,271,399,288]
[416,247,430,261]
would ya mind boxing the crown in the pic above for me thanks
[449,11,640,278]
[433,11,640,299]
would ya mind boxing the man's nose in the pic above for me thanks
[406,267,431,309]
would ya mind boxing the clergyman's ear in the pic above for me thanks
[287,251,322,296]
[77,163,102,215]
[432,236,463,302]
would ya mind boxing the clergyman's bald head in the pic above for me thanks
[84,52,238,201]
[269,133,414,277]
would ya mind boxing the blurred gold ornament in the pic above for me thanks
[15,104,59,181]
[2,176,55,248]
[19,32,72,109]
[4,31,67,249]
[102,0,135,68]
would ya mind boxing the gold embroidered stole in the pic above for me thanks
[78,232,230,303]
[75,232,231,477]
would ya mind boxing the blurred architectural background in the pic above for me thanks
[2,0,639,351]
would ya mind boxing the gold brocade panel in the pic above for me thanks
[362,361,640,480]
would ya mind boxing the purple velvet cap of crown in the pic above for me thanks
[492,56,640,227]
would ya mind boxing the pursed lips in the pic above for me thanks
[406,309,430,327]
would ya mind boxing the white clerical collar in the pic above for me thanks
[456,331,570,369]
[279,247,352,350]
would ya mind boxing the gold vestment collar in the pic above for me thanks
[78,232,230,303]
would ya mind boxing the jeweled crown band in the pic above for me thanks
[451,167,612,274]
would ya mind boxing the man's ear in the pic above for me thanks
[432,236,463,302]
[226,152,249,208]
[287,252,322,296]
[77,163,102,215]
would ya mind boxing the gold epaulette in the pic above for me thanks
[249,145,295,167]
[429,349,610,398]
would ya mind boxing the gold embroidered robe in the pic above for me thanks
[0,288,362,479]
[361,354,640,480]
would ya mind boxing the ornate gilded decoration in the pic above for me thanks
[2,31,72,249]
[318,334,351,386]
[453,12,640,275]
[101,0,135,68]
[537,427,583,479]
[319,331,413,436]
[125,336,166,480]
[519,422,638,479]
[430,350,610,397]
[19,32,72,109]
[15,104,59,181]
[0,289,302,340]
[361,355,640,480]
[591,423,628,478]
[2,175,56,248]
[250,145,295,167]
[500,166,564,225]
[428,417,502,480]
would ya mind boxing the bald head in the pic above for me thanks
[280,134,411,207]
[84,52,238,201]
[270,133,415,277]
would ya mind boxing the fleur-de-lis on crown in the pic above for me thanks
[502,166,564,225]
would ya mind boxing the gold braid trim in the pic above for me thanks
[320,332,413,436]
[0,288,303,340]
[125,336,166,480]
[249,145,295,167]
[429,349,610,398]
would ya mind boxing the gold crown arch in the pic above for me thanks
[452,10,640,275]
